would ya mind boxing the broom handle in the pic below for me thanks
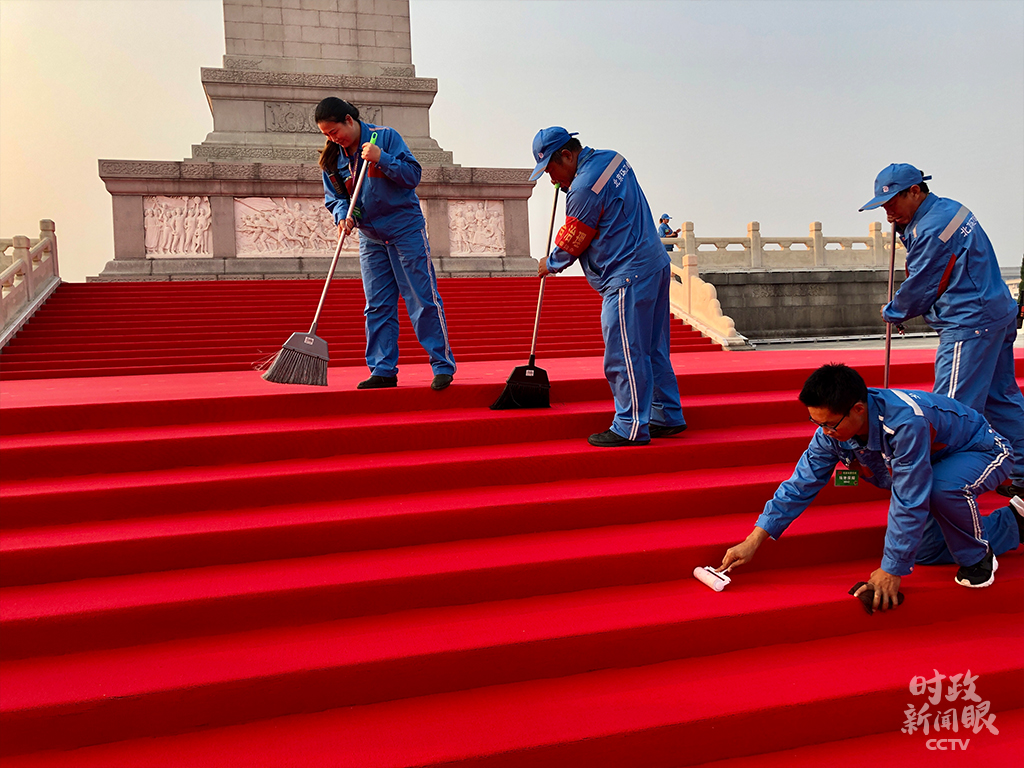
[884,220,897,388]
[308,133,377,335]
[529,185,560,366]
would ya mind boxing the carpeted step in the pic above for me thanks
[1,612,1019,765]
[0,425,818,528]
[2,276,725,379]
[0,390,815,481]
[0,501,905,659]
[0,352,946,436]
[0,462,893,587]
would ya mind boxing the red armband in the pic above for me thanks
[555,217,597,258]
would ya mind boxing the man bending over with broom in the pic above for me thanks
[531,127,686,447]
[720,364,1023,612]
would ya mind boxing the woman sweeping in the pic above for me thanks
[316,97,456,390]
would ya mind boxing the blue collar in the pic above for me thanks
[906,193,937,236]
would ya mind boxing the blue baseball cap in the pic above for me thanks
[660,213,671,220]
[530,127,578,181]
[859,163,932,211]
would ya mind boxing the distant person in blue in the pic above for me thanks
[657,214,681,253]
[720,364,1023,612]
[859,164,1024,499]
[316,97,456,391]
[531,127,686,447]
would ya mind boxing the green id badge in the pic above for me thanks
[835,470,859,487]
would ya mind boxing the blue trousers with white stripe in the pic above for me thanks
[913,434,1017,567]
[358,228,456,377]
[933,318,1024,483]
[600,265,685,442]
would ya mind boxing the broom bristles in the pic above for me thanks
[261,346,328,386]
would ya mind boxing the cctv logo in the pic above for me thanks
[926,739,970,751]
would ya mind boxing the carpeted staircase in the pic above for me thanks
[0,279,1021,767]
[0,277,716,380]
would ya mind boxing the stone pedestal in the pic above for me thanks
[94,0,535,282]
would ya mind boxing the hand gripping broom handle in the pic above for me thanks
[884,220,897,388]
[529,184,561,366]
[308,133,377,336]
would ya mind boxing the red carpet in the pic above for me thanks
[0,277,715,380]
[1,280,1022,766]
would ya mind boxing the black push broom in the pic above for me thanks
[490,184,560,410]
[261,134,375,386]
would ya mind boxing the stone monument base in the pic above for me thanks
[93,161,535,282]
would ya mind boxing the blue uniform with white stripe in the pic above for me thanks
[883,194,1023,483]
[546,147,684,441]
[657,222,674,252]
[756,388,1018,576]
[323,122,455,378]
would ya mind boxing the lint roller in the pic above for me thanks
[693,566,732,592]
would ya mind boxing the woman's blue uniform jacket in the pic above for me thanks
[322,122,425,242]
[756,388,1007,576]
[546,147,669,294]
[884,194,1017,340]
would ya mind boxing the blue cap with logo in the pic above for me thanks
[859,163,932,211]
[530,127,579,181]
[660,213,671,221]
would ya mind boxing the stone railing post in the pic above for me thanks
[811,221,824,266]
[40,219,58,275]
[748,221,762,268]
[870,221,886,266]
[13,235,33,296]
[682,221,697,258]
[680,252,697,312]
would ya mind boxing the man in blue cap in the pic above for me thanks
[860,163,1024,498]
[530,127,686,447]
[658,214,681,253]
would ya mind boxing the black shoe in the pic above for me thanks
[1010,495,1024,544]
[649,423,688,438]
[357,375,397,390]
[996,481,1024,499]
[587,430,650,447]
[431,374,453,391]
[955,549,998,589]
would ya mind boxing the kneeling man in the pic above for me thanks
[720,364,1023,612]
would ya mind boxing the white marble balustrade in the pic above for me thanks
[1,220,60,348]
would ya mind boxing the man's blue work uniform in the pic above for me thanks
[545,147,685,441]
[881,193,1024,486]
[658,221,675,253]
[323,122,455,378]
[757,388,1019,575]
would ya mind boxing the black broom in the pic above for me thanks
[261,135,374,386]
[491,184,560,409]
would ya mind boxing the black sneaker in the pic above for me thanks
[357,375,398,390]
[587,430,650,447]
[1010,495,1024,544]
[431,374,453,391]
[996,481,1024,499]
[649,424,688,438]
[955,549,998,589]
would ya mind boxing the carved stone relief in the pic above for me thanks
[265,103,318,134]
[355,105,382,125]
[448,200,505,255]
[262,103,381,135]
[144,196,212,257]
[235,198,356,256]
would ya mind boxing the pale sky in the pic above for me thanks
[1,0,1022,283]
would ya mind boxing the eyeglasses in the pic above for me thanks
[808,412,849,433]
